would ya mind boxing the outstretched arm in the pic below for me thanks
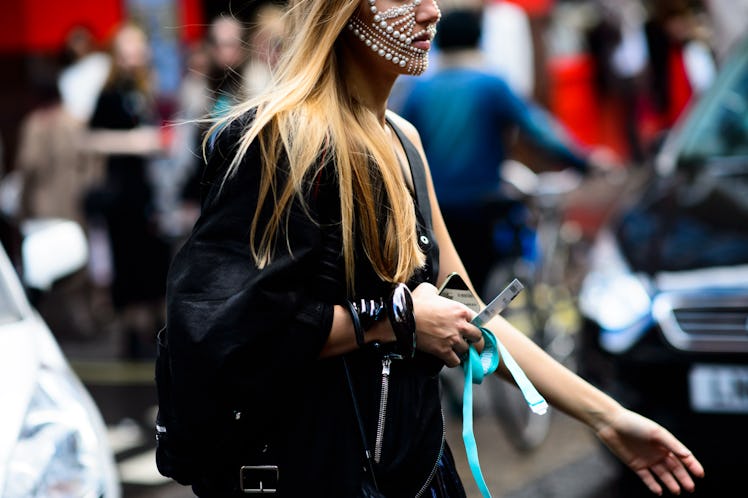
[391,111,704,495]
[477,316,704,495]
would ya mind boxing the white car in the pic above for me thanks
[0,219,120,497]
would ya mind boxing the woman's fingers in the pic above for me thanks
[651,462,681,496]
[680,452,705,480]
[665,453,697,493]
[637,451,701,496]
[444,350,462,368]
[635,468,663,496]
[656,430,705,481]
[461,321,482,343]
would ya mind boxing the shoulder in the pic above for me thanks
[386,110,424,151]
[385,110,433,182]
[207,109,257,159]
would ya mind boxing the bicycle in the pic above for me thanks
[438,159,588,452]
[485,159,589,451]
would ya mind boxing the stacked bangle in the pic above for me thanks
[352,297,386,330]
[388,283,417,360]
[345,284,416,358]
[343,300,366,349]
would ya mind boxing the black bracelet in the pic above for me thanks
[344,300,366,349]
[351,297,387,330]
[387,283,416,360]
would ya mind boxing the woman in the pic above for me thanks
[160,1,704,496]
[85,23,170,357]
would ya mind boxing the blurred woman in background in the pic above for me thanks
[84,23,170,358]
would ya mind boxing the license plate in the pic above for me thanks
[689,364,748,414]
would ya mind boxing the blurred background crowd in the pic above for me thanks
[0,0,738,357]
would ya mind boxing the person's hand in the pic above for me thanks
[411,282,483,367]
[595,408,705,495]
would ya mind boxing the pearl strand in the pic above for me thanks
[347,0,432,75]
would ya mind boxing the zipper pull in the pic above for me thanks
[382,357,391,376]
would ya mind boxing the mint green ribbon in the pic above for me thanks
[462,327,548,498]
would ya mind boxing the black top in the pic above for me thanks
[87,83,169,308]
[163,114,444,496]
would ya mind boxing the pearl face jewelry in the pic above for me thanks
[347,0,440,76]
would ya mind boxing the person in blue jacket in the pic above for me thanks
[401,8,605,299]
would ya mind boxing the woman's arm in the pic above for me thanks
[478,317,704,495]
[79,127,164,155]
[320,291,482,367]
[392,112,704,496]
[319,305,392,358]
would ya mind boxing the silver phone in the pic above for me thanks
[437,273,481,313]
[472,278,524,327]
[438,272,524,326]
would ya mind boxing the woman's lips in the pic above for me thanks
[413,39,431,51]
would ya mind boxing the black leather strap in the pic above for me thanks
[386,117,433,228]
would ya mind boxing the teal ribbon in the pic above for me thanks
[462,327,549,498]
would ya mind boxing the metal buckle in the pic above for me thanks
[239,465,279,494]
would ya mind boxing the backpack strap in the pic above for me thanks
[386,116,433,228]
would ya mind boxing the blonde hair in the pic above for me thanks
[206,0,425,292]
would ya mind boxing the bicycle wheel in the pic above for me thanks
[485,373,553,452]
[482,259,554,452]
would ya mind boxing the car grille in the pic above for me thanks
[652,292,748,353]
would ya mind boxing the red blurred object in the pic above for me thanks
[178,0,206,44]
[547,54,600,147]
[0,0,204,54]
[547,53,631,236]
[501,0,555,17]
[666,46,694,127]
[547,53,630,158]
[0,0,122,53]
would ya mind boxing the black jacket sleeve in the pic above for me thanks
[164,121,338,445]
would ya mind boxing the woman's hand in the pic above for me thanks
[411,282,483,367]
[595,408,705,495]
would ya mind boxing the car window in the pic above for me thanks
[679,43,748,161]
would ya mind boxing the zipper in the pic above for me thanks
[414,407,446,498]
[374,357,392,463]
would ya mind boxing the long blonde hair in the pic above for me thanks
[206,0,425,291]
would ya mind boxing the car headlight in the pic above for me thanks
[579,230,654,353]
[3,324,120,498]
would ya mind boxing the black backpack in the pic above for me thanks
[154,327,197,485]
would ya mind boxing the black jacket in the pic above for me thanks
[162,115,444,497]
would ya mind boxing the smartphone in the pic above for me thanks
[438,272,481,313]
[472,278,524,327]
[438,272,524,327]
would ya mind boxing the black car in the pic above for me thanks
[578,36,748,496]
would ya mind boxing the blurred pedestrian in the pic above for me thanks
[58,25,111,124]
[481,0,535,97]
[206,14,249,116]
[160,40,212,242]
[642,0,716,137]
[176,14,251,213]
[243,1,285,98]
[3,49,108,339]
[586,0,650,162]
[401,8,612,299]
[83,22,170,358]
[157,1,704,496]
